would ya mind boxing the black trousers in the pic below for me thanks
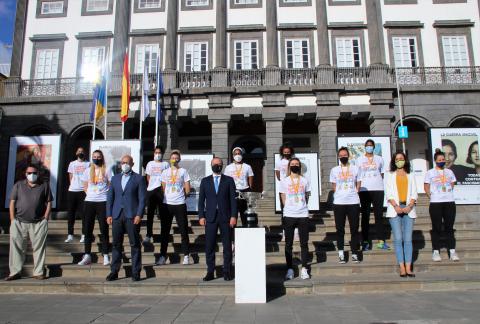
[205,214,233,275]
[111,211,142,276]
[284,217,309,268]
[146,187,168,238]
[359,190,385,242]
[83,201,109,255]
[161,204,190,257]
[429,202,456,250]
[67,191,86,236]
[333,204,360,252]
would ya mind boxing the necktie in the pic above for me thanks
[214,176,219,193]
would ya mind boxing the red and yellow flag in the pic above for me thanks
[120,51,130,122]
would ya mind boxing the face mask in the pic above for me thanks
[170,159,178,166]
[339,157,349,165]
[283,154,291,160]
[395,160,405,169]
[290,166,300,174]
[233,155,243,163]
[121,164,131,174]
[92,159,103,166]
[77,153,85,160]
[365,146,374,154]
[154,154,163,161]
[436,161,446,168]
[27,173,38,183]
[212,164,223,174]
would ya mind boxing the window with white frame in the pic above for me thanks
[234,40,258,70]
[81,46,105,78]
[41,1,64,14]
[86,0,109,11]
[135,44,160,74]
[286,39,309,68]
[442,35,469,67]
[234,0,258,4]
[35,49,60,79]
[139,0,161,8]
[184,42,208,71]
[185,0,209,6]
[392,37,418,68]
[335,37,361,67]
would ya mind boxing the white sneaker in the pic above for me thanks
[338,251,346,264]
[143,236,152,244]
[352,254,360,263]
[64,235,73,243]
[79,235,85,243]
[432,250,442,262]
[300,267,310,280]
[449,250,460,262]
[156,255,166,265]
[103,255,110,266]
[294,228,300,242]
[78,254,92,266]
[281,230,285,242]
[285,268,294,280]
[182,255,190,265]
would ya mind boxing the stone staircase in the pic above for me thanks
[1,195,480,296]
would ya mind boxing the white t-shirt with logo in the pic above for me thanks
[275,158,290,180]
[424,168,457,203]
[279,176,310,218]
[82,168,112,202]
[68,160,90,192]
[356,155,385,192]
[224,162,254,190]
[161,168,190,205]
[330,165,360,205]
[145,161,169,191]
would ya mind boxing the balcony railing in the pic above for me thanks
[1,66,480,99]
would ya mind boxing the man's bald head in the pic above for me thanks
[211,157,223,166]
[121,155,134,166]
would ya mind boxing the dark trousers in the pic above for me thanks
[67,191,86,235]
[205,214,233,275]
[359,190,385,242]
[429,202,456,250]
[83,201,109,255]
[237,198,248,227]
[146,187,168,238]
[111,211,142,276]
[334,204,360,252]
[284,217,309,268]
[161,204,190,257]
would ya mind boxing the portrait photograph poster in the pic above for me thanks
[5,135,62,208]
[274,153,321,212]
[181,154,213,212]
[90,140,142,176]
[430,128,480,204]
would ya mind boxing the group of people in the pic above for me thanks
[5,139,460,282]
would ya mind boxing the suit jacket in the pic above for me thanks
[198,174,237,223]
[107,171,146,219]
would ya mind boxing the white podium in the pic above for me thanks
[234,227,266,304]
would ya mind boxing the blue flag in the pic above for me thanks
[156,56,163,122]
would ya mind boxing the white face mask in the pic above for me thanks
[233,155,243,163]
[121,164,131,174]
[154,154,163,161]
[27,173,38,183]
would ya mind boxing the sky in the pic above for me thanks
[0,0,16,65]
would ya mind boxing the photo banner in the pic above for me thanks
[430,128,480,204]
[181,154,213,213]
[90,140,142,176]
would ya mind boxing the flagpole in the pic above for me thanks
[139,101,143,140]
[104,48,110,140]
[395,66,406,154]
[122,122,125,140]
[155,56,160,147]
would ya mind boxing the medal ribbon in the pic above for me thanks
[290,175,300,194]
[170,168,178,185]
[235,164,243,178]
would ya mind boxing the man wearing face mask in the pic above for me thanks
[224,147,254,226]
[106,155,146,281]
[5,164,52,281]
[144,145,170,244]
[198,157,237,281]
[65,147,90,243]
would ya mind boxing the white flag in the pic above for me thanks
[141,64,150,121]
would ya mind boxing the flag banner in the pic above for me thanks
[120,51,130,122]
[142,64,150,121]
[156,56,163,122]
[90,70,107,122]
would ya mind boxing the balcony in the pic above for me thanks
[1,66,480,99]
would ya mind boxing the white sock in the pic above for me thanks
[449,249,456,254]
[338,250,344,258]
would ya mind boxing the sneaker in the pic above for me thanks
[64,235,74,243]
[78,254,92,266]
[156,255,166,265]
[103,255,110,266]
[294,228,299,242]
[300,267,310,280]
[432,250,442,262]
[376,241,391,250]
[143,236,152,244]
[352,254,360,263]
[338,252,346,264]
[79,235,85,243]
[449,250,460,262]
[281,230,285,242]
[362,241,371,251]
[285,268,294,280]
[182,255,190,265]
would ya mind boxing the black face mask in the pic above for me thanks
[339,157,349,165]
[283,154,291,159]
[77,153,85,160]
[212,164,223,174]
[92,159,103,166]
[290,166,301,174]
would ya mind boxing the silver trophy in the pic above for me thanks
[237,191,264,228]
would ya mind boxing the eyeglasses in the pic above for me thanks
[26,172,38,175]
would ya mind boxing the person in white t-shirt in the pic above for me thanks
[424,149,459,262]
[224,147,254,226]
[144,145,170,244]
[330,147,361,264]
[280,158,311,281]
[65,147,90,244]
[275,143,296,240]
[78,150,111,267]
[357,139,389,251]
[160,150,192,266]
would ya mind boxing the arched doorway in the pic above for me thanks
[231,136,266,192]
[69,125,104,160]
[449,116,480,128]
[23,125,53,136]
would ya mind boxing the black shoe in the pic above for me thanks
[223,273,233,281]
[106,272,118,281]
[203,272,215,281]
[131,274,141,282]
[4,273,21,281]
[406,273,416,278]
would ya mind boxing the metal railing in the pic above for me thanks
[2,66,480,98]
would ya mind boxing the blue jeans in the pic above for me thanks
[389,214,414,264]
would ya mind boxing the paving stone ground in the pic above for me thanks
[0,290,479,324]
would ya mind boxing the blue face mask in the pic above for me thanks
[365,146,374,154]
[436,161,446,168]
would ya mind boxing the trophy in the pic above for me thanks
[237,191,264,228]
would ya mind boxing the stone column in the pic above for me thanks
[210,118,230,163]
[266,0,279,67]
[317,116,338,199]
[165,0,179,70]
[365,0,386,65]
[112,0,131,76]
[159,118,179,157]
[315,0,330,66]
[10,0,28,77]
[264,118,284,195]
[215,0,227,68]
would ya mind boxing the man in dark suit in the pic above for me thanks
[198,157,237,281]
[106,155,146,281]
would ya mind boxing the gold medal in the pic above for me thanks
[295,196,300,203]
[172,186,177,193]
[442,186,446,192]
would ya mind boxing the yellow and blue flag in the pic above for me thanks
[90,70,107,122]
